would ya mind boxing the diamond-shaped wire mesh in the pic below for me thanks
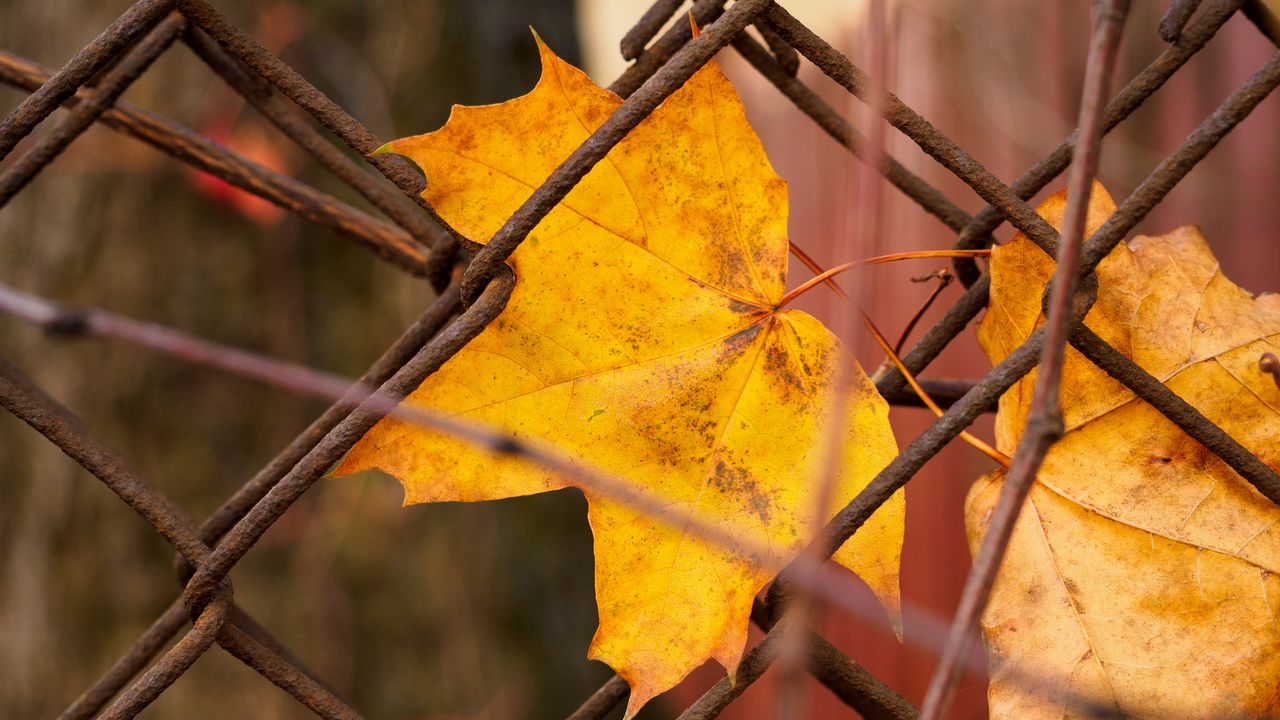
[0,0,1277,717]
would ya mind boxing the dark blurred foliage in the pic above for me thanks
[0,1,614,718]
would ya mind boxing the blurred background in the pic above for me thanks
[0,0,1277,717]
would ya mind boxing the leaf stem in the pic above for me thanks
[777,249,990,307]
[862,311,1010,467]
[787,240,848,300]
[894,269,953,355]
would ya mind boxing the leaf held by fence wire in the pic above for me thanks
[334,36,904,717]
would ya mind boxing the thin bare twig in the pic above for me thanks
[919,3,1130,717]
[894,270,953,356]
[863,312,1009,467]
[778,250,989,307]
[0,279,931,628]
[1,0,1275,718]
[0,278,1021,720]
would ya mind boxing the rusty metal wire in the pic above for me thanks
[1,0,1278,717]
[0,51,432,275]
[0,13,186,206]
[0,0,173,157]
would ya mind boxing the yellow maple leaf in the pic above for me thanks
[971,184,1280,718]
[333,38,904,715]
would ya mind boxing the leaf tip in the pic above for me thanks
[529,26,557,65]
[528,26,578,92]
[889,610,904,643]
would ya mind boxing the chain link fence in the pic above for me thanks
[0,0,1277,717]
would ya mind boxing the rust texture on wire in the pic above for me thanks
[1,0,1278,718]
[1160,0,1204,41]
[0,12,187,206]
[0,50,431,275]
[619,0,686,60]
[0,0,173,157]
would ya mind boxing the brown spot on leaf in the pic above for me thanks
[711,457,774,524]
[726,297,767,315]
[1025,582,1044,604]
[625,337,755,464]
[720,323,764,359]
[764,340,807,399]
[1061,575,1081,597]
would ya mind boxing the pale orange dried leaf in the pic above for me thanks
[971,185,1280,718]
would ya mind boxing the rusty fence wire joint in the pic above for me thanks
[0,0,173,158]
[0,13,187,207]
[765,3,1063,255]
[876,0,1243,395]
[0,353,357,717]
[179,270,514,608]
[174,0,467,264]
[0,49,433,275]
